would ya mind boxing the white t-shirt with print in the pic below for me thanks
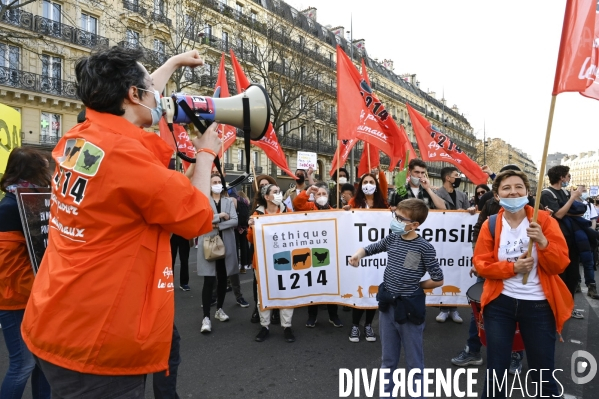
[582,200,598,221]
[410,186,420,198]
[499,216,546,300]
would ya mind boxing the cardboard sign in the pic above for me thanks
[253,210,478,309]
[0,103,22,182]
[15,187,52,274]
[296,151,317,170]
[591,186,599,197]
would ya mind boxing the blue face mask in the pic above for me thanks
[390,219,408,235]
[561,181,569,188]
[498,196,529,213]
[137,88,163,127]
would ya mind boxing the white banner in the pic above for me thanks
[296,151,317,170]
[254,210,478,310]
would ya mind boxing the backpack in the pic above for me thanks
[489,214,498,239]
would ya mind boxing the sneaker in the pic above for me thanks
[251,308,260,323]
[255,327,269,342]
[364,324,376,342]
[329,317,343,328]
[237,297,250,308]
[200,317,211,333]
[215,308,230,322]
[284,327,296,343]
[436,310,449,323]
[306,317,317,328]
[451,347,483,366]
[271,309,280,325]
[349,325,360,342]
[572,310,584,319]
[179,284,191,291]
[509,352,523,375]
[450,310,463,324]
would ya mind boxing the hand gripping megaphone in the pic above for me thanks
[161,84,271,189]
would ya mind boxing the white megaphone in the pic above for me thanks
[170,84,271,141]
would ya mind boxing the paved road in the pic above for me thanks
[1,252,597,398]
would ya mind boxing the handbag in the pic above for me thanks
[203,234,226,261]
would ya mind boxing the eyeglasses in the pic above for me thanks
[476,191,486,196]
[391,211,414,223]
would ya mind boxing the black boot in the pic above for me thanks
[588,283,599,299]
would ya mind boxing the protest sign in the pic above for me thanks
[0,104,22,188]
[254,210,478,310]
[296,151,317,170]
[591,186,599,197]
[15,187,52,274]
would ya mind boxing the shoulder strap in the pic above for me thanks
[489,214,498,239]
[542,188,558,200]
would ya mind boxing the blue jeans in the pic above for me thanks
[0,309,50,399]
[481,294,559,399]
[379,307,425,399]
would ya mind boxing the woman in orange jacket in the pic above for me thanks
[0,148,51,399]
[473,170,572,399]
[247,184,296,343]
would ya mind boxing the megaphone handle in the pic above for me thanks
[243,97,251,175]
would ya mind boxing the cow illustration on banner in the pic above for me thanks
[253,210,478,310]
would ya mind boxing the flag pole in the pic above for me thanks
[523,95,557,284]
[336,140,341,208]
[367,143,372,173]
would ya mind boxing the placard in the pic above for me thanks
[253,210,478,310]
[296,151,317,170]
[15,187,52,274]
[590,186,599,197]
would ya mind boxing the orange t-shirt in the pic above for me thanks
[21,109,213,375]
[0,231,34,310]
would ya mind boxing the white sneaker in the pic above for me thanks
[436,310,449,323]
[450,310,463,324]
[200,317,211,333]
[215,308,230,322]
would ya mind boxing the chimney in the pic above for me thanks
[429,91,436,99]
[382,59,394,71]
[452,104,459,113]
[302,7,317,21]
[353,39,365,53]
[331,26,344,37]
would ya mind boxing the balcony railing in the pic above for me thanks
[123,0,147,17]
[278,135,337,155]
[1,9,109,49]
[269,63,336,96]
[237,163,245,171]
[0,66,78,99]
[224,163,234,171]
[40,135,60,145]
[150,12,171,26]
[184,71,216,88]
[255,166,263,173]
[117,41,168,67]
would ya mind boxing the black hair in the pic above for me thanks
[408,159,427,170]
[441,166,458,182]
[547,165,570,185]
[77,108,86,123]
[75,46,148,115]
[340,183,355,194]
[1,148,51,192]
[353,173,387,209]
[474,184,491,207]
[331,167,349,181]
[499,164,521,172]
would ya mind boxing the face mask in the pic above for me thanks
[409,175,421,186]
[390,219,408,236]
[582,192,589,200]
[296,175,305,185]
[137,88,162,127]
[362,183,376,195]
[271,193,283,205]
[211,184,223,194]
[498,196,529,213]
[316,196,329,206]
[338,177,348,185]
[561,181,569,188]
[452,177,462,189]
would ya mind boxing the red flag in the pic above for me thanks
[329,138,358,176]
[553,0,597,96]
[581,8,599,99]
[406,104,488,185]
[214,53,237,153]
[157,118,195,171]
[357,143,380,177]
[229,50,295,177]
[359,57,415,171]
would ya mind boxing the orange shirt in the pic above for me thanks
[473,206,573,334]
[21,109,213,375]
[0,231,34,310]
[247,206,289,269]
[292,190,318,211]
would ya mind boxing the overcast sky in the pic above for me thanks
[284,0,596,165]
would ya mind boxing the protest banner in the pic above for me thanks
[15,187,52,274]
[296,151,317,170]
[0,103,22,186]
[253,210,478,310]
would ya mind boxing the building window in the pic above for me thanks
[300,126,306,141]
[330,105,335,120]
[42,0,61,22]
[154,39,165,54]
[299,36,305,47]
[251,10,257,22]
[237,149,244,166]
[236,37,243,52]
[154,0,164,15]
[126,29,140,46]
[204,24,212,38]
[41,112,61,140]
[299,95,305,109]
[316,129,322,142]
[81,13,97,34]
[236,2,243,14]
[41,54,61,81]
[0,43,19,68]
[253,151,259,168]
[222,31,229,50]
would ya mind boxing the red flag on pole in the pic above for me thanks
[357,143,380,177]
[553,0,597,96]
[406,104,488,185]
[329,138,358,176]
[229,50,296,177]
[214,53,237,153]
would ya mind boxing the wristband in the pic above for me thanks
[196,148,217,158]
